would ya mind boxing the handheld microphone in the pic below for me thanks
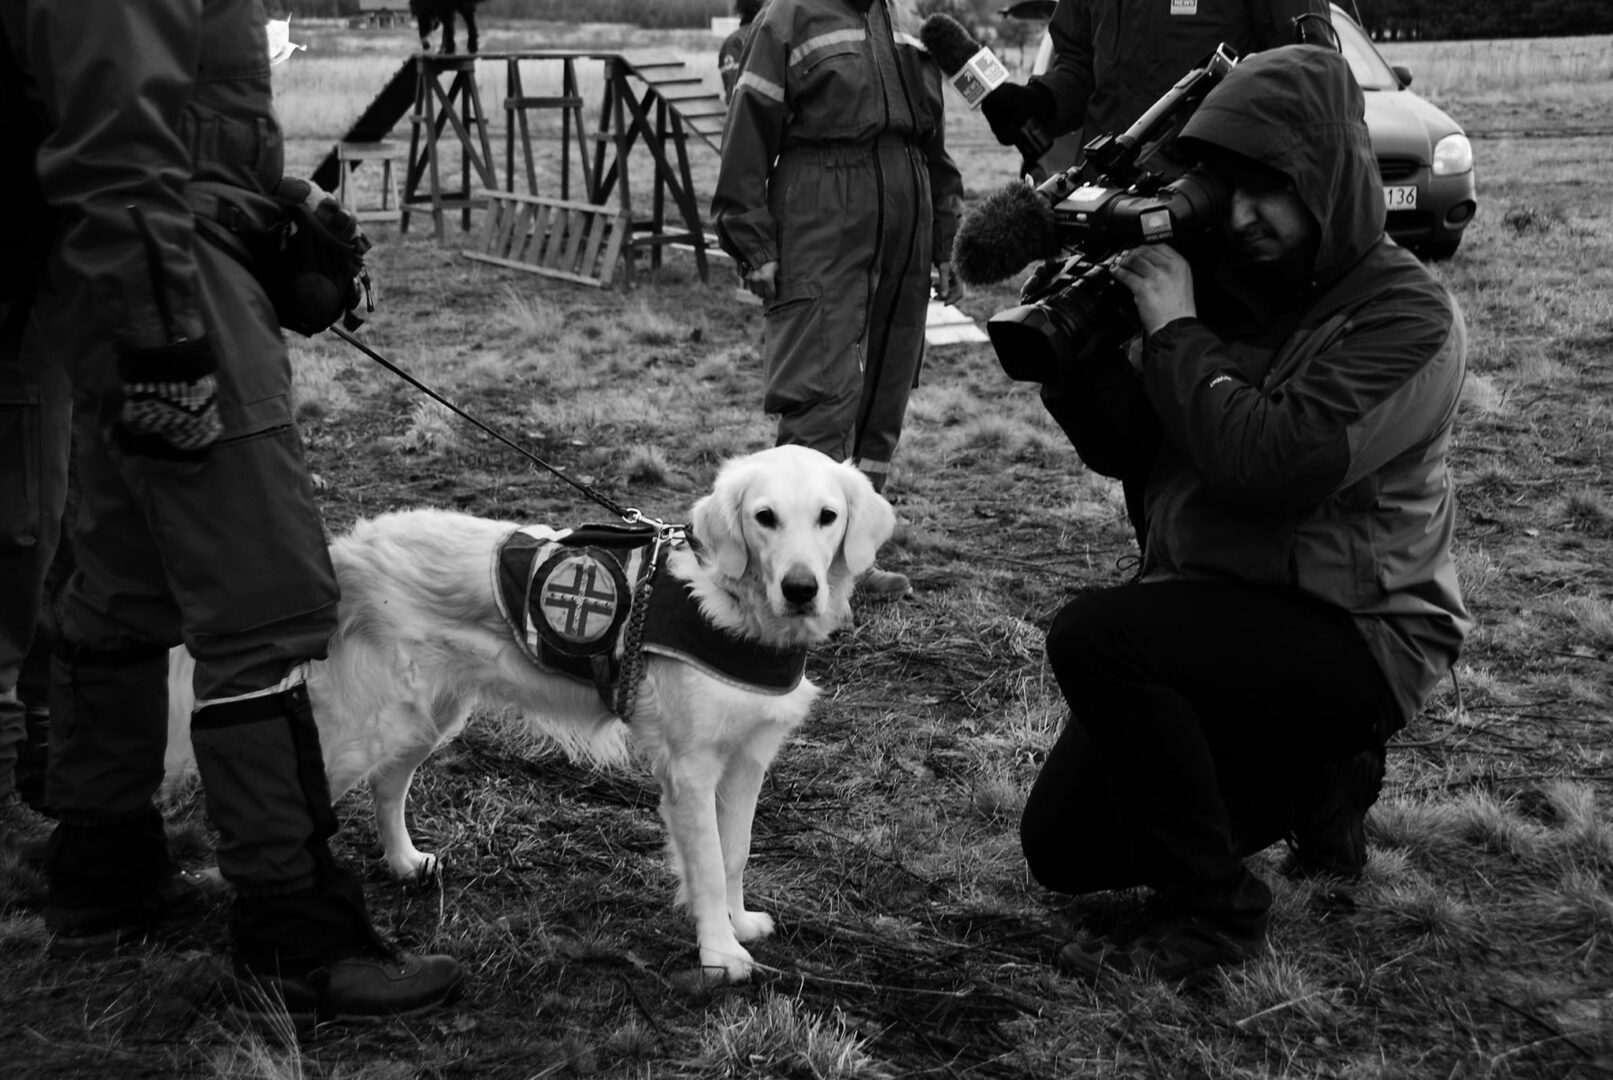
[920,14,1053,165]
[951,181,1061,287]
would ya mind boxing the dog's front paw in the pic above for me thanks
[387,847,440,881]
[731,909,775,943]
[697,940,757,985]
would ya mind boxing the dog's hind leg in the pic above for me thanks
[370,740,441,880]
[715,747,777,944]
[659,749,754,983]
[360,698,453,881]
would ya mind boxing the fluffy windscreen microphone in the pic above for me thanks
[952,182,1061,286]
[921,13,1052,164]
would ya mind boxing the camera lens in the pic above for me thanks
[987,265,1138,385]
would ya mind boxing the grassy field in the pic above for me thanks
[2,19,1611,1080]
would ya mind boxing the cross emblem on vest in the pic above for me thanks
[539,553,622,643]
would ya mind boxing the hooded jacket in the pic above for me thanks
[1134,45,1471,729]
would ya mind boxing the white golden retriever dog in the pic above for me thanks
[166,445,894,982]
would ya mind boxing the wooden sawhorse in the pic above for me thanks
[401,54,496,240]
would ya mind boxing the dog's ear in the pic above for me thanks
[836,463,896,575]
[691,475,750,580]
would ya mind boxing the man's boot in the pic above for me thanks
[1284,746,1386,881]
[1058,866,1271,984]
[191,677,464,1025]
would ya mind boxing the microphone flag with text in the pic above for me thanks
[920,13,1053,167]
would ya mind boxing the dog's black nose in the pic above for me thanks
[781,570,818,606]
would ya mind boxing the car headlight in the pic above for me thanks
[1433,133,1473,177]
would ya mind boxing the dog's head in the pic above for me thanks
[689,445,896,632]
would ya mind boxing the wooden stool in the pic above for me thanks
[335,140,404,224]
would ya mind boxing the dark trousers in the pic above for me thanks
[1022,580,1395,899]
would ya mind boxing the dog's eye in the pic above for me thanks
[755,508,777,528]
[818,509,838,527]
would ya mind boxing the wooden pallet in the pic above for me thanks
[463,190,628,289]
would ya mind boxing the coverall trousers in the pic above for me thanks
[762,136,932,493]
[34,234,344,902]
[0,300,71,802]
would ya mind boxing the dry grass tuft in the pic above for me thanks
[1502,204,1567,235]
[386,398,461,455]
[691,994,891,1079]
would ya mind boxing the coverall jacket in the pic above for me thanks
[712,0,965,491]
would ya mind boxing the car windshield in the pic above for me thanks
[1332,11,1400,90]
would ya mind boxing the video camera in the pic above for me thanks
[980,45,1240,385]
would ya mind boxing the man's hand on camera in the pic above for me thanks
[1112,245,1195,336]
[743,261,778,302]
[933,261,964,305]
[981,81,1055,147]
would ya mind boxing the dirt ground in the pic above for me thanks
[2,89,1611,1078]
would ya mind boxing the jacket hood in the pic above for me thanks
[1178,45,1384,281]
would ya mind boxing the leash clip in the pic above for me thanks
[622,508,686,545]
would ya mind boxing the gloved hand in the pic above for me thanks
[270,178,376,336]
[114,336,223,461]
[275,178,372,258]
[981,81,1057,148]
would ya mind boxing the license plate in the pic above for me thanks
[1384,184,1418,209]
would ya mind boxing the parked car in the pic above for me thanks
[1003,1,1477,258]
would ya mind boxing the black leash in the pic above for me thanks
[330,324,661,529]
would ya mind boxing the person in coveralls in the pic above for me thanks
[712,0,967,600]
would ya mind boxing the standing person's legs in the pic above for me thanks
[0,300,71,845]
[761,148,872,466]
[1032,580,1394,978]
[848,141,931,497]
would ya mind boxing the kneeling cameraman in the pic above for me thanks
[1020,45,1472,983]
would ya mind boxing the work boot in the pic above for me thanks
[859,565,912,601]
[1056,868,1271,985]
[228,870,465,1027]
[46,868,227,958]
[0,793,52,883]
[1283,747,1386,881]
[228,949,466,1028]
[14,701,51,813]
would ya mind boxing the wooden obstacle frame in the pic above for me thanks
[316,50,727,290]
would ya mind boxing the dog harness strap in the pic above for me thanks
[492,525,810,714]
[638,572,808,693]
[613,532,664,723]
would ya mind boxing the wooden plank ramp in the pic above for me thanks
[463,190,628,289]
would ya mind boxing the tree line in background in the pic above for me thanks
[1344,0,1613,38]
[279,0,1613,38]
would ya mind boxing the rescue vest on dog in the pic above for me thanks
[491,523,808,714]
